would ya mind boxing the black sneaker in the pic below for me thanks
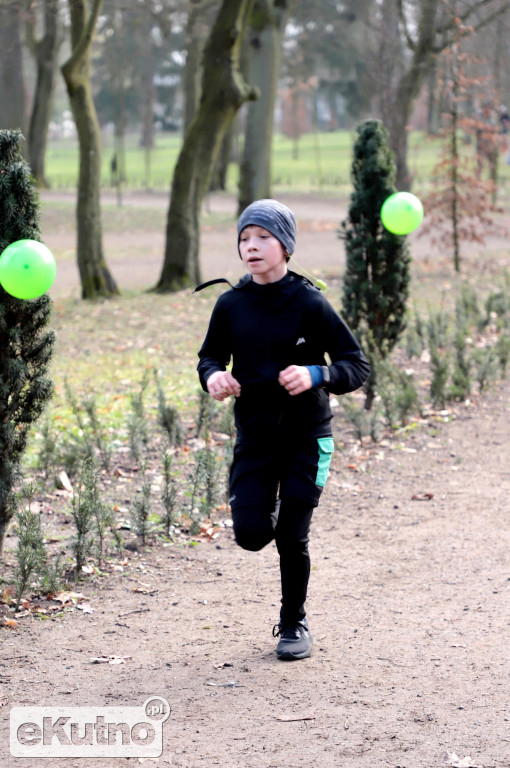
[272,617,312,660]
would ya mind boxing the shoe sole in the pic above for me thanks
[276,647,312,661]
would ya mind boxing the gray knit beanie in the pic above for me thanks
[237,199,297,257]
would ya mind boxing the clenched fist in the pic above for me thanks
[206,371,241,401]
[278,365,312,396]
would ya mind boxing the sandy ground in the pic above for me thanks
[1,191,509,768]
[2,378,509,768]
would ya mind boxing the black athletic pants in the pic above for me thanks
[229,436,334,625]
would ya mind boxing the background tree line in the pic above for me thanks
[0,0,509,298]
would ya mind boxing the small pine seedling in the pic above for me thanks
[82,394,111,472]
[64,379,95,461]
[13,485,47,611]
[341,395,372,441]
[155,372,183,446]
[37,414,59,485]
[71,458,97,579]
[475,347,499,392]
[131,464,152,545]
[429,344,450,408]
[128,370,151,464]
[161,451,179,537]
[427,310,450,350]
[197,389,217,438]
[495,334,510,376]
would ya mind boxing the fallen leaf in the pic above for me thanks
[2,618,17,629]
[76,604,94,614]
[1,586,15,604]
[347,464,359,471]
[54,591,87,605]
[411,492,434,501]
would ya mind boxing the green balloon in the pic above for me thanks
[0,239,57,300]
[381,192,424,235]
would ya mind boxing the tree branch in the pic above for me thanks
[397,0,416,51]
[436,0,510,36]
[62,0,104,75]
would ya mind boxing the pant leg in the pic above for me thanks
[230,502,278,551]
[229,441,279,552]
[274,496,314,625]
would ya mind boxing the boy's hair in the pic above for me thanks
[237,199,297,259]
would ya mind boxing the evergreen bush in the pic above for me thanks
[0,130,55,554]
[340,119,411,408]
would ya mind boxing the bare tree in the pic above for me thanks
[182,0,220,133]
[26,0,61,187]
[237,0,292,214]
[0,0,27,139]
[61,0,119,299]
[154,0,258,292]
[389,0,510,190]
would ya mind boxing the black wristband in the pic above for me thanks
[321,366,331,387]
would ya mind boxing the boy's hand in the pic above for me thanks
[278,365,312,396]
[206,371,241,401]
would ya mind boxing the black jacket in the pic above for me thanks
[197,271,370,441]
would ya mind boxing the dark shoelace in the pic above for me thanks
[272,624,303,639]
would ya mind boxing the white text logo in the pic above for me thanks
[10,697,170,758]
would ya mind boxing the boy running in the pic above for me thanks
[197,199,369,660]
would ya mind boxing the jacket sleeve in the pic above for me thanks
[197,298,232,392]
[317,296,370,395]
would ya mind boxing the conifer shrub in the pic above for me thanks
[0,130,55,555]
[340,119,411,409]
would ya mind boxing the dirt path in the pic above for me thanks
[2,373,509,767]
[40,190,510,298]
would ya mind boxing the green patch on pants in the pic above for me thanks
[316,437,334,487]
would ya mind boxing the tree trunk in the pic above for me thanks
[210,123,234,191]
[26,0,61,188]
[426,59,441,135]
[154,0,258,293]
[183,0,208,133]
[112,9,127,184]
[138,0,156,156]
[378,0,403,130]
[237,0,289,214]
[0,2,27,139]
[61,0,119,299]
[387,0,441,190]
[0,513,10,557]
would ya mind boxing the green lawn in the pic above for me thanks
[44,129,510,195]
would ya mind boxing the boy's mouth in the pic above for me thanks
[248,257,263,264]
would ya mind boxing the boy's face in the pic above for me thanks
[239,225,288,285]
